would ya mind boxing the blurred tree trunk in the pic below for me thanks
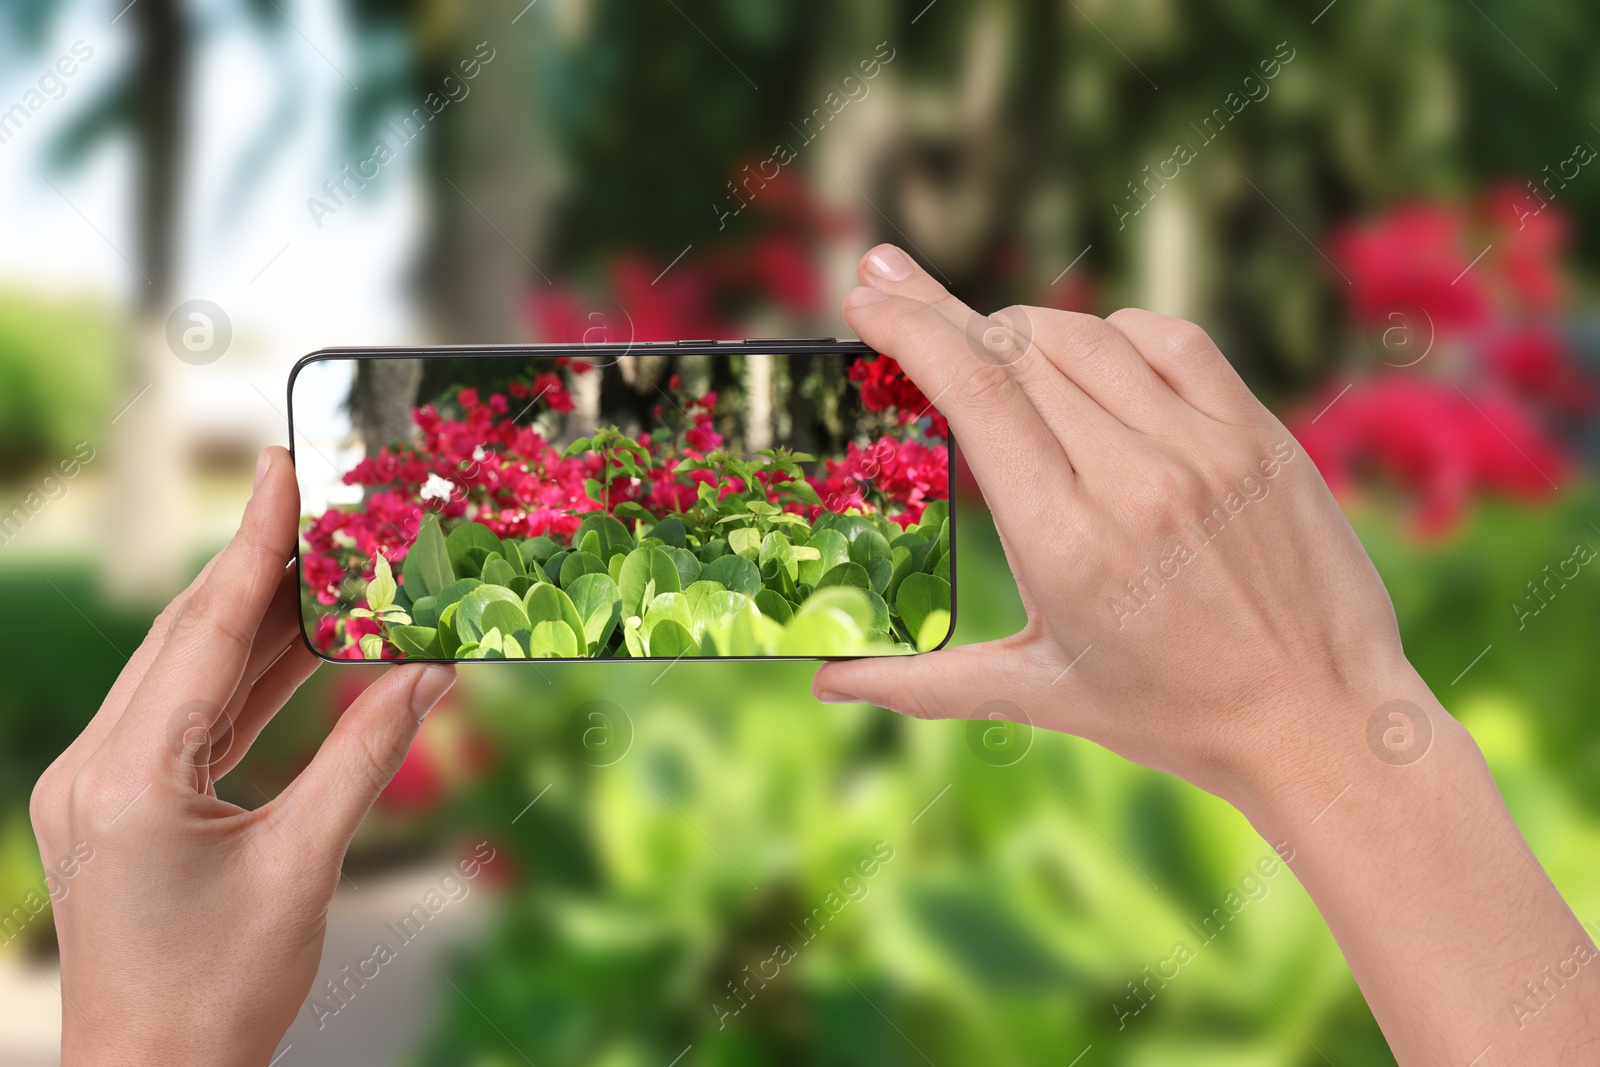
[350,2,549,446]
[421,6,546,342]
[1138,186,1200,320]
[110,0,188,600]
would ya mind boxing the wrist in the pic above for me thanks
[64,1014,279,1067]
[1225,661,1478,836]
[1217,664,1599,1063]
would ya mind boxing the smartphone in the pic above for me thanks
[288,340,955,662]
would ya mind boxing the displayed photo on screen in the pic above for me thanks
[290,348,953,661]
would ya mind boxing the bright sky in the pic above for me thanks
[0,0,426,450]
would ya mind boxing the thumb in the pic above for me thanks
[270,664,456,857]
[813,642,1030,721]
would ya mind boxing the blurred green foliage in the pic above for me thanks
[1357,487,1600,810]
[0,290,119,475]
[411,503,1387,1065]
[2,0,1599,1061]
[408,488,1599,1066]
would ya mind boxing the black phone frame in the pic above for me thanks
[286,338,958,664]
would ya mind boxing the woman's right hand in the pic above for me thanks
[813,243,1422,808]
[814,244,1600,1066]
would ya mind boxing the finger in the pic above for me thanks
[858,244,979,333]
[204,641,322,787]
[863,249,1185,436]
[851,244,1135,470]
[1026,309,1194,435]
[160,567,309,794]
[109,447,299,769]
[993,521,1046,623]
[813,641,1040,721]
[196,566,310,778]
[843,288,1082,537]
[268,664,456,858]
[1104,309,1263,425]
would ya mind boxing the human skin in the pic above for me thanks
[812,244,1600,1065]
[29,448,456,1066]
[29,252,1599,1066]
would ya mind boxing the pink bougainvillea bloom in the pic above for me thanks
[811,435,950,526]
[847,355,948,438]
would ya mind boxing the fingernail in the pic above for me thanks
[816,690,859,705]
[411,666,457,721]
[866,245,913,281]
[844,287,889,307]
[254,449,271,490]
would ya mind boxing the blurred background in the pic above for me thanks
[2,0,1598,1063]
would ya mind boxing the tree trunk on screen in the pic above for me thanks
[745,353,773,451]
[350,359,425,451]
[567,367,602,438]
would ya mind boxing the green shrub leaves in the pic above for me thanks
[359,491,953,660]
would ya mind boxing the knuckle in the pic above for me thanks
[67,760,135,833]
[1176,462,1217,509]
[233,531,288,602]
[1120,471,1173,517]
[1193,442,1254,488]
[887,687,940,721]
[1161,319,1219,363]
[954,363,1015,409]
[170,587,253,654]
[991,303,1036,335]
[29,764,63,837]
[146,595,188,644]
[353,731,405,797]
[1050,312,1120,364]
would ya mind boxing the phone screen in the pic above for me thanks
[289,345,954,662]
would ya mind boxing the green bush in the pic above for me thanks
[348,489,951,661]
[0,289,120,475]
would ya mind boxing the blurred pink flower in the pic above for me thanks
[1479,326,1594,417]
[1293,375,1568,535]
[1480,182,1570,313]
[1331,203,1492,338]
